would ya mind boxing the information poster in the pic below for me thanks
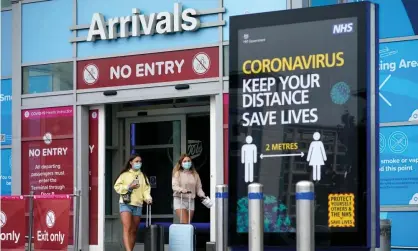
[0,79,12,146]
[380,126,418,205]
[0,149,12,195]
[21,106,74,195]
[229,2,378,247]
[379,40,418,123]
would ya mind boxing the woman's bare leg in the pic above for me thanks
[120,212,133,251]
[130,216,141,249]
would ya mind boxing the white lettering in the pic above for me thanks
[0,94,12,102]
[29,148,68,157]
[89,145,95,154]
[36,231,65,245]
[0,231,21,244]
[86,3,201,41]
[87,13,108,41]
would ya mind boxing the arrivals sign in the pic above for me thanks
[33,195,71,250]
[228,2,378,248]
[0,196,26,250]
[70,3,226,43]
[21,106,74,196]
[76,47,219,89]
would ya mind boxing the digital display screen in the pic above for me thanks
[229,2,377,247]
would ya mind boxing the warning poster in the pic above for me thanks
[328,193,355,227]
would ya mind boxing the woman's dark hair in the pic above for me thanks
[114,153,149,186]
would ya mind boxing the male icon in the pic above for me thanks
[241,135,257,183]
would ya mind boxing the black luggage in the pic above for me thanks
[144,204,165,251]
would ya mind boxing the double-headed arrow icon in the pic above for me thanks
[260,152,304,159]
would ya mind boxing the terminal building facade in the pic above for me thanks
[0,0,417,249]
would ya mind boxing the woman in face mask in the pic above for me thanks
[172,153,206,223]
[114,154,152,251]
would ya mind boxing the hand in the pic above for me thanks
[146,198,153,204]
[181,189,189,194]
[129,182,140,189]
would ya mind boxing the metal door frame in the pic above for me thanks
[124,115,186,219]
[124,115,187,160]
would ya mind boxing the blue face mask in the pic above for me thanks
[133,163,142,170]
[182,162,192,170]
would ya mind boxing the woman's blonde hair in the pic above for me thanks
[172,153,197,177]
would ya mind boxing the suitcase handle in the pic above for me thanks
[146,204,151,227]
[180,192,192,224]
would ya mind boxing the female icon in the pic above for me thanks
[307,132,327,181]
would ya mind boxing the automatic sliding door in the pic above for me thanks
[125,116,186,219]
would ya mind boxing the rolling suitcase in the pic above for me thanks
[168,193,196,251]
[144,204,165,251]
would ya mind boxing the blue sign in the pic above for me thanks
[0,149,12,195]
[380,211,418,247]
[379,40,418,123]
[380,125,418,205]
[0,79,12,145]
[314,0,418,39]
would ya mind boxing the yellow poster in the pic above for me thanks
[328,193,355,227]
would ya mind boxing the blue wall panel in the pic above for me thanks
[380,211,418,247]
[223,0,287,40]
[379,41,418,123]
[348,0,418,39]
[76,0,219,58]
[0,79,12,146]
[1,10,12,77]
[379,126,418,206]
[22,0,73,64]
[311,0,339,7]
[0,149,12,195]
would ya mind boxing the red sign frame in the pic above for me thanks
[33,195,71,251]
[0,196,26,250]
[89,110,99,244]
[77,47,219,89]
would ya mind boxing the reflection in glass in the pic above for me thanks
[22,62,73,94]
[1,0,11,8]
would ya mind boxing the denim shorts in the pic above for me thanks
[119,203,142,216]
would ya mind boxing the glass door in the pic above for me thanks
[125,115,186,219]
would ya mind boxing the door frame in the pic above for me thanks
[124,115,187,163]
[124,115,187,219]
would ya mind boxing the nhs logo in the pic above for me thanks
[332,23,354,34]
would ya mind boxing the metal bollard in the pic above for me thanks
[215,185,228,251]
[248,183,264,251]
[376,219,391,251]
[206,242,216,251]
[296,181,315,251]
[28,191,34,251]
